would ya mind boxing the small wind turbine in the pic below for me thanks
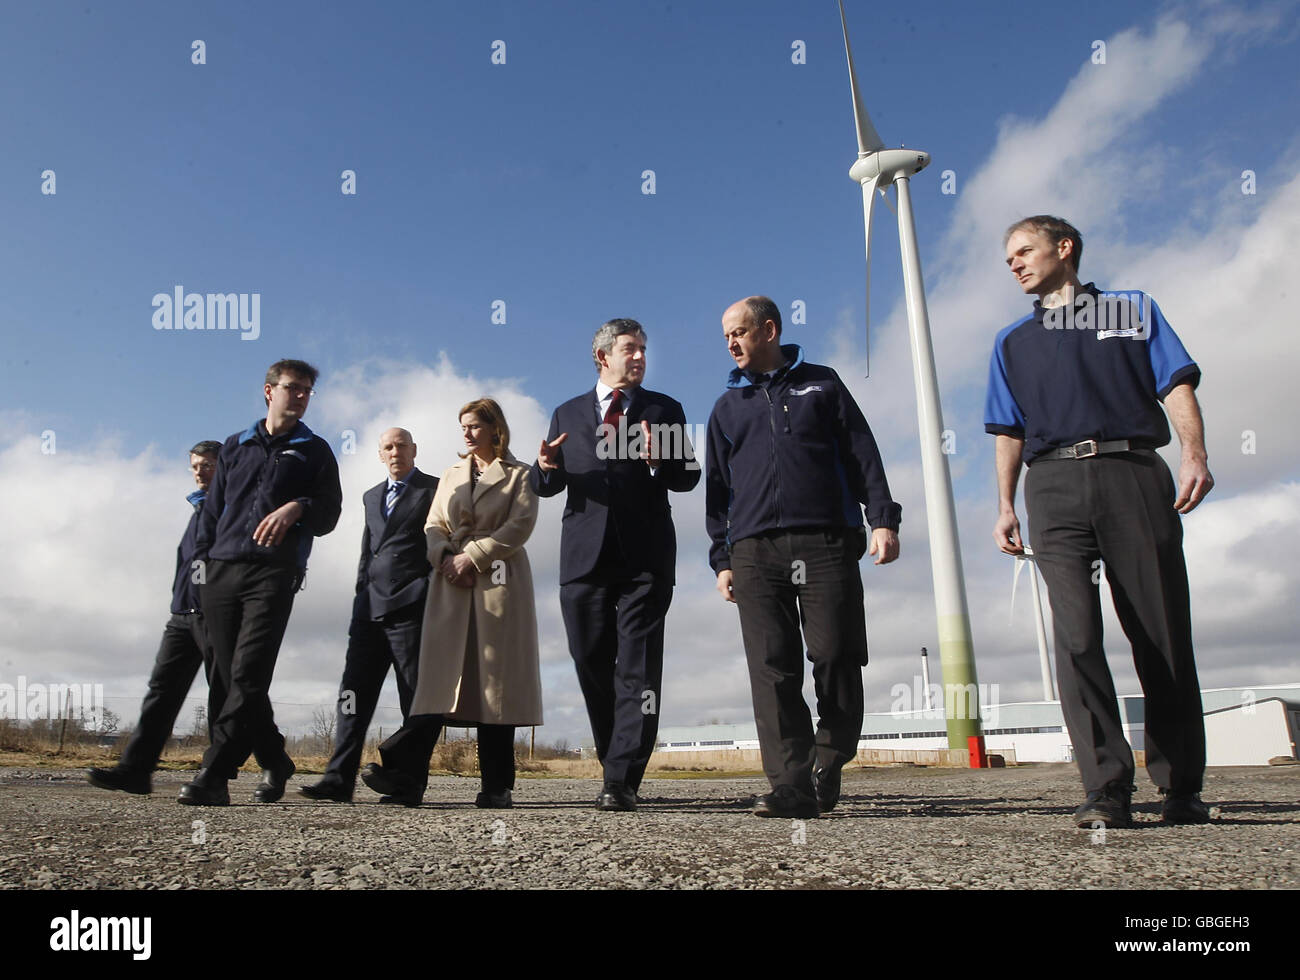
[1010,547,1058,702]
[838,0,984,754]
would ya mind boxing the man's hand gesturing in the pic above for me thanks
[537,432,569,472]
[638,420,661,468]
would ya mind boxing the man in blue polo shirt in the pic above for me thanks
[179,358,343,806]
[985,215,1214,829]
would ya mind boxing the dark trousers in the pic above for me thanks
[1025,450,1204,794]
[731,528,868,794]
[560,568,672,792]
[379,716,517,794]
[199,560,296,780]
[119,612,212,773]
[324,603,422,785]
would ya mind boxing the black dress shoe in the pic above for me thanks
[1160,790,1211,825]
[253,758,297,803]
[361,763,423,806]
[298,776,353,803]
[813,766,842,814]
[87,766,152,795]
[1072,781,1133,828]
[475,790,513,809]
[753,785,819,819]
[376,794,422,807]
[178,770,230,807]
[595,782,637,812]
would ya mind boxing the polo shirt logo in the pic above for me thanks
[1096,325,1143,339]
[788,385,823,396]
[279,450,307,461]
[1097,293,1149,339]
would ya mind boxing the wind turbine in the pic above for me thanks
[838,0,984,756]
[1011,548,1058,702]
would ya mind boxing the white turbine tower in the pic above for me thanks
[838,0,984,756]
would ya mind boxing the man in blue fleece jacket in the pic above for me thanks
[179,359,343,806]
[88,441,242,794]
[706,296,900,819]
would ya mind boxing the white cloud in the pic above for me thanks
[0,435,178,684]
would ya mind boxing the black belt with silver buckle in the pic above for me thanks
[1040,439,1132,460]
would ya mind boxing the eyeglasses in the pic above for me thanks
[274,382,314,396]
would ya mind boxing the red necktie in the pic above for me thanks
[602,389,624,428]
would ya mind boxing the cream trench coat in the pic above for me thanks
[409,453,543,725]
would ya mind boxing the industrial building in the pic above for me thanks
[649,684,1300,766]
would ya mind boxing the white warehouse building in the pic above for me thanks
[650,684,1300,766]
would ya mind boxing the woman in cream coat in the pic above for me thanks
[362,398,542,808]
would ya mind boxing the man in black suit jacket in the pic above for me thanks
[301,427,438,802]
[531,318,700,811]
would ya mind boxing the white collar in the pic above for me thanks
[596,382,635,406]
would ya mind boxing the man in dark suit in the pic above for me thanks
[301,427,438,803]
[531,318,700,811]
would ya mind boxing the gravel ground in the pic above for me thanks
[1,763,1296,890]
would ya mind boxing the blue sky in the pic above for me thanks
[2,0,1298,744]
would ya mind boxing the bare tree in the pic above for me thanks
[95,707,121,736]
[310,705,336,755]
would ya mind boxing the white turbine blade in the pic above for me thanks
[839,0,885,156]
[1010,555,1026,625]
[861,173,881,375]
[878,182,897,216]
